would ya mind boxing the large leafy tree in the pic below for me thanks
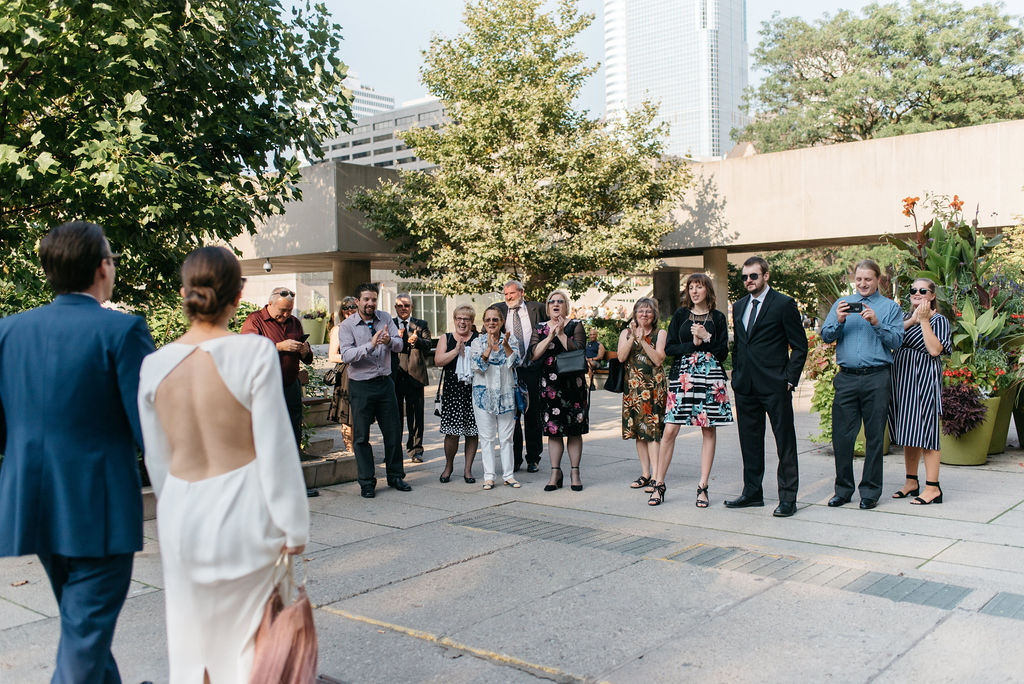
[352,0,688,298]
[1,0,351,314]
[737,0,1024,153]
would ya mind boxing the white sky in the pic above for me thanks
[326,0,1024,115]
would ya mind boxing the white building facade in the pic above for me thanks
[343,74,395,120]
[604,0,748,160]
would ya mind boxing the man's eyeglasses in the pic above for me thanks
[102,253,121,267]
[275,289,295,299]
[740,273,761,281]
[908,288,932,296]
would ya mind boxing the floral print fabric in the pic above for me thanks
[536,321,589,437]
[621,333,667,441]
[664,351,733,426]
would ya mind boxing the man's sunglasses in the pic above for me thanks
[908,288,932,296]
[740,273,761,281]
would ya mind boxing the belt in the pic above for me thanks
[839,365,889,375]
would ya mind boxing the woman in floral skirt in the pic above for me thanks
[617,297,667,500]
[659,273,733,507]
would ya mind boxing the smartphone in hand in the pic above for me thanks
[846,301,864,314]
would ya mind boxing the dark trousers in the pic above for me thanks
[832,369,890,501]
[37,552,134,684]
[394,371,425,456]
[513,366,544,468]
[349,375,405,487]
[734,390,799,502]
[283,378,303,450]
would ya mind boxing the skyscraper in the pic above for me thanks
[343,73,396,121]
[604,0,748,160]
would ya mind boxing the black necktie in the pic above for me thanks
[746,298,759,333]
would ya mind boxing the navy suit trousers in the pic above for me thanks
[37,553,134,684]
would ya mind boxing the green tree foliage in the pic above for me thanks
[352,0,689,299]
[1,0,351,315]
[737,1,1024,153]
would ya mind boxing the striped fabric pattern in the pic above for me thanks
[888,313,952,450]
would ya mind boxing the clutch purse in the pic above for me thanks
[555,348,586,374]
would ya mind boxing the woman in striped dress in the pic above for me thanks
[888,278,951,505]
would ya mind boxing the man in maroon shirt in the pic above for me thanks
[241,287,315,494]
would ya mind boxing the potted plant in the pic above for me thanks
[940,366,999,465]
[300,303,329,345]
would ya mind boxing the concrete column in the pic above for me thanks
[703,247,729,314]
[330,257,371,317]
[652,269,680,319]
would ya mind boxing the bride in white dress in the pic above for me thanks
[138,247,309,683]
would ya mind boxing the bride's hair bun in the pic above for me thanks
[180,247,243,322]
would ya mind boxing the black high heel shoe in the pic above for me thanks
[911,480,943,505]
[543,466,563,492]
[570,466,583,492]
[439,468,453,483]
[695,484,709,508]
[464,475,476,484]
[648,481,666,506]
[892,474,919,499]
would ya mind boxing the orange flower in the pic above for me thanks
[950,195,964,211]
[901,196,920,216]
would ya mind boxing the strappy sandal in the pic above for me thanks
[911,481,943,505]
[696,484,709,508]
[648,482,666,506]
[892,474,919,499]
[630,475,652,489]
[504,479,521,488]
[482,481,495,490]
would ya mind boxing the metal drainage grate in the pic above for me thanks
[449,512,673,556]
[979,592,1024,621]
[670,544,972,611]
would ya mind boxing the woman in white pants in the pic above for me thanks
[470,305,521,490]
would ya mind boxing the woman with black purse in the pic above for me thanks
[531,289,588,492]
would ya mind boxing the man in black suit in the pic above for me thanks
[725,256,808,517]
[392,293,432,462]
[493,280,547,472]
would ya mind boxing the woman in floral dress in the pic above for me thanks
[617,297,667,501]
[530,289,588,492]
[660,274,733,507]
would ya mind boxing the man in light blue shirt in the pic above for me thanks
[820,259,903,510]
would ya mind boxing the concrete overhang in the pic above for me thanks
[661,119,1024,257]
[232,161,399,275]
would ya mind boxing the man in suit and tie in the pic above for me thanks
[725,256,808,517]
[392,293,432,462]
[0,221,155,682]
[493,280,548,472]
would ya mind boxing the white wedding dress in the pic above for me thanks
[138,334,309,683]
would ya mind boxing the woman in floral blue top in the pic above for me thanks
[470,305,521,490]
[531,289,589,492]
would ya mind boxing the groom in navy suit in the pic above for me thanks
[0,221,154,683]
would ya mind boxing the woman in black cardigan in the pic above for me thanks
[657,273,733,507]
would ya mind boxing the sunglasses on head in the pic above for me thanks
[909,288,932,296]
[275,289,295,299]
[740,273,761,281]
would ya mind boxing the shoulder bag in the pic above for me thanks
[604,357,625,393]
[554,321,586,374]
[251,553,318,684]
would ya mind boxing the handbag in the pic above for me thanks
[322,363,343,386]
[604,357,625,393]
[555,348,586,375]
[433,373,444,417]
[513,369,529,414]
[251,552,318,684]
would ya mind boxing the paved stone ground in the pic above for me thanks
[2,383,1023,683]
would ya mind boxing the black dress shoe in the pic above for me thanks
[773,501,797,517]
[859,498,878,510]
[828,495,850,507]
[360,487,376,499]
[306,488,319,498]
[526,462,540,473]
[388,478,412,491]
[724,494,764,508]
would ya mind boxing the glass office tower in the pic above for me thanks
[604,0,748,159]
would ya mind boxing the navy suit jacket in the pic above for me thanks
[0,294,155,557]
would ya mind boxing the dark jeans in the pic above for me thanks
[513,365,544,467]
[394,371,425,456]
[349,375,405,487]
[37,552,134,684]
[734,390,799,502]
[832,368,891,501]
[283,378,303,450]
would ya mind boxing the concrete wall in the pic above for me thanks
[663,120,1024,255]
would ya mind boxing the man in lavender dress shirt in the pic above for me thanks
[337,283,411,497]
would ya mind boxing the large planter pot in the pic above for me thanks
[987,394,1014,455]
[300,318,327,345]
[941,396,1000,466]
